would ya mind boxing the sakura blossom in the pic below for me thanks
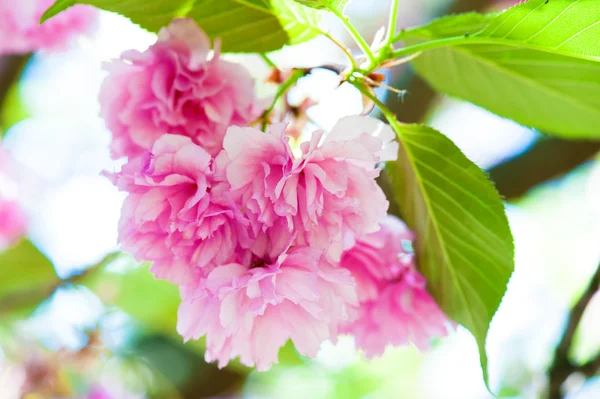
[112,134,250,285]
[84,385,145,399]
[339,215,450,357]
[0,0,96,55]
[177,246,358,370]
[100,18,261,160]
[110,108,409,368]
[217,116,397,261]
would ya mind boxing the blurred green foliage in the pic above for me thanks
[0,240,58,319]
[0,82,29,135]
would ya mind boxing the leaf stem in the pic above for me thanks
[385,0,400,46]
[322,31,357,70]
[351,78,397,124]
[327,6,376,67]
[259,53,277,69]
[391,29,410,44]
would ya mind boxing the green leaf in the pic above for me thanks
[386,123,514,385]
[42,0,322,52]
[395,12,494,40]
[239,0,323,46]
[1,83,30,135]
[403,0,600,139]
[290,0,348,11]
[0,240,58,317]
[82,262,180,330]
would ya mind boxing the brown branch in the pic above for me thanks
[489,138,600,200]
[580,355,600,378]
[548,263,600,399]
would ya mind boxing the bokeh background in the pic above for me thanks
[1,0,599,398]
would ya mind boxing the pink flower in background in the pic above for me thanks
[218,116,397,261]
[177,246,358,370]
[84,385,145,399]
[100,18,261,160]
[0,0,96,55]
[86,387,113,399]
[113,134,249,284]
[0,198,27,249]
[0,146,27,249]
[339,215,449,357]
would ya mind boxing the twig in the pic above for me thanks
[488,139,600,200]
[548,262,600,399]
[580,355,600,378]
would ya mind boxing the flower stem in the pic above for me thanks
[322,31,357,71]
[327,6,376,67]
[351,78,397,125]
[259,53,277,69]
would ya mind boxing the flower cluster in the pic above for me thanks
[339,215,449,357]
[100,18,260,159]
[106,18,448,369]
[0,0,96,55]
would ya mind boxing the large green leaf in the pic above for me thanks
[387,123,514,384]
[0,240,58,317]
[396,12,494,39]
[290,0,348,11]
[403,0,600,139]
[42,0,321,52]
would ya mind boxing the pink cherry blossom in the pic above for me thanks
[100,18,261,160]
[112,134,250,284]
[215,123,294,234]
[0,0,96,55]
[218,116,397,261]
[0,146,28,249]
[86,387,114,399]
[339,215,449,357]
[0,197,27,249]
[177,246,358,370]
[84,385,144,399]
